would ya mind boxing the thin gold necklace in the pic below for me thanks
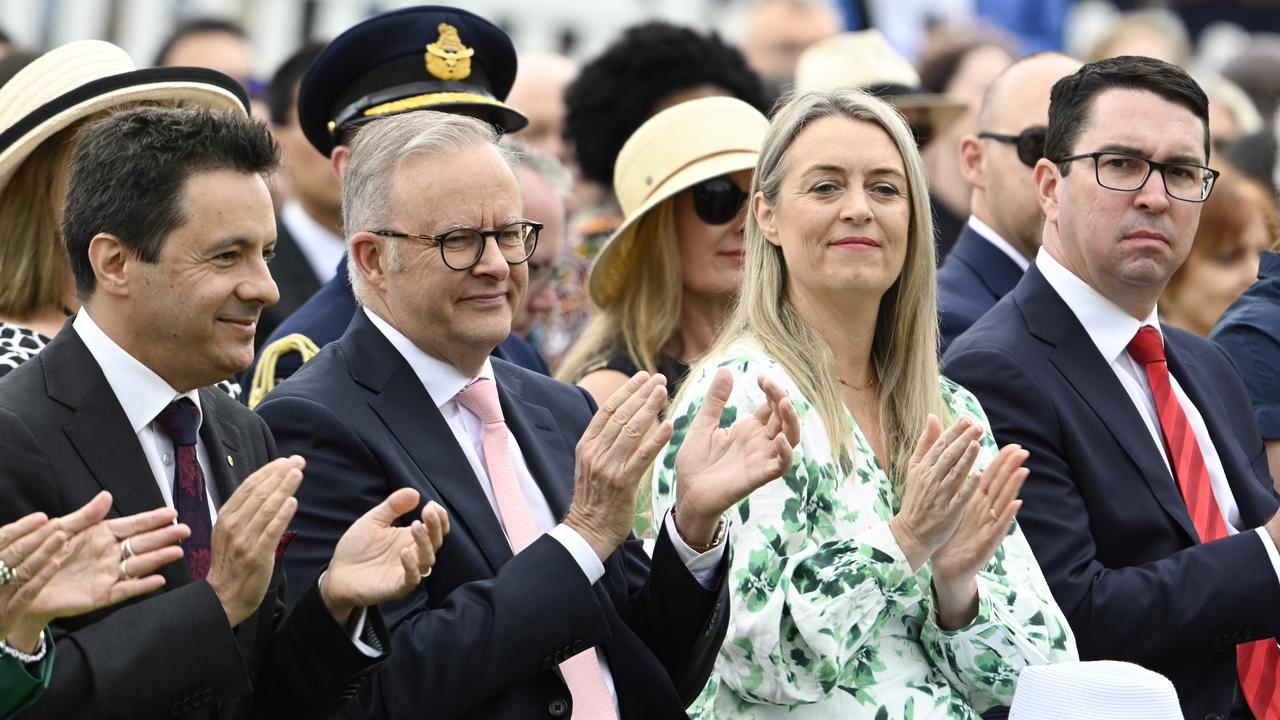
[837,375,877,391]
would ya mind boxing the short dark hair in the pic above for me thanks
[153,17,248,67]
[1044,55,1210,175]
[266,41,326,125]
[63,106,279,298]
[564,21,767,189]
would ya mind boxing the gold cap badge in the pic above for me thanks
[425,23,474,81]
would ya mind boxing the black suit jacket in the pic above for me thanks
[256,216,324,351]
[943,266,1280,720]
[0,325,386,720]
[937,222,1025,354]
[255,311,729,719]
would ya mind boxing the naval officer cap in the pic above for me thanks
[298,4,528,157]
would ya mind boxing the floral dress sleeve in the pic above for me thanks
[918,378,1078,710]
[653,350,935,706]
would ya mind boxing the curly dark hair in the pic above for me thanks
[565,21,767,189]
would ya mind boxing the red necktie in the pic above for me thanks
[455,378,618,720]
[1128,325,1280,718]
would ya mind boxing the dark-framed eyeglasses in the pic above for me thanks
[691,176,749,225]
[371,220,542,271]
[1054,151,1220,203]
[977,126,1047,168]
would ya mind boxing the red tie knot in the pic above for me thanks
[455,377,505,425]
[1126,325,1166,366]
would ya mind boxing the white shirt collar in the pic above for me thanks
[967,215,1031,271]
[1035,248,1163,364]
[72,309,202,434]
[281,199,345,282]
[362,306,493,406]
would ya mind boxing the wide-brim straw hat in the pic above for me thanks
[0,39,249,196]
[794,29,966,137]
[1009,661,1182,719]
[588,96,769,308]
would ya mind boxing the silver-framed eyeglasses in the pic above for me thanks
[1054,150,1220,203]
[371,220,543,271]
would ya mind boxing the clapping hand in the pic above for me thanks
[4,491,189,652]
[672,369,801,547]
[889,415,985,571]
[321,488,450,626]
[929,443,1028,627]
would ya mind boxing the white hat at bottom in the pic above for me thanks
[1009,661,1182,719]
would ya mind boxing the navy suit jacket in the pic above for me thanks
[255,311,729,719]
[241,253,549,396]
[943,266,1280,720]
[937,222,1025,354]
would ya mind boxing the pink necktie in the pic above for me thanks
[455,378,618,720]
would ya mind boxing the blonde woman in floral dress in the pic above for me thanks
[653,89,1076,719]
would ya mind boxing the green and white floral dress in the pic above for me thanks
[653,338,1076,719]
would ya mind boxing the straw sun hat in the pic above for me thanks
[587,95,769,308]
[794,29,966,138]
[0,39,249,196]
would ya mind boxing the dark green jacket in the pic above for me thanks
[1,638,52,719]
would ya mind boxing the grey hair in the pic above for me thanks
[680,88,945,486]
[341,111,519,303]
[502,138,572,200]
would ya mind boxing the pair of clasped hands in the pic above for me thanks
[2,465,451,654]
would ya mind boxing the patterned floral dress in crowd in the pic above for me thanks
[652,338,1076,719]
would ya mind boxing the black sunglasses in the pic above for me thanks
[977,126,1048,168]
[691,176,749,225]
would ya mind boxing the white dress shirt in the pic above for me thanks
[74,310,221,523]
[363,307,726,710]
[967,215,1030,272]
[1036,250,1280,579]
[281,199,344,283]
[74,310,376,653]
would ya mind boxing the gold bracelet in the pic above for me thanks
[672,506,727,553]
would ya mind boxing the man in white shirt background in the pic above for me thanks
[937,51,1080,353]
[944,55,1280,720]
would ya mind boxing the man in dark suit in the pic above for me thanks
[245,6,547,402]
[256,41,335,350]
[944,56,1280,720]
[0,105,448,719]
[256,109,800,718]
[939,52,1080,352]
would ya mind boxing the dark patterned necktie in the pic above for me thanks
[154,398,212,580]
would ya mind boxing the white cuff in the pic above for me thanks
[319,570,381,658]
[550,523,606,585]
[1255,527,1280,588]
[665,510,727,591]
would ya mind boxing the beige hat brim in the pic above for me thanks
[0,81,246,197]
[588,148,757,308]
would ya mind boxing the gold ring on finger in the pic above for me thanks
[989,507,1000,521]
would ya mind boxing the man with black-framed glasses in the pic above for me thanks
[938,52,1080,352]
[945,55,1280,720]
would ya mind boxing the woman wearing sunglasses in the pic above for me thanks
[652,89,1075,718]
[558,96,769,404]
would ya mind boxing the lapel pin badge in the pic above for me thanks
[227,455,234,467]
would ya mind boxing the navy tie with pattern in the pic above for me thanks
[154,398,212,580]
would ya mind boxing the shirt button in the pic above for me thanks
[162,453,172,465]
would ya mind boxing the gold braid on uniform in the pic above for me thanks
[248,333,321,409]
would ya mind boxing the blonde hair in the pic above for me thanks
[556,200,683,381]
[0,127,77,318]
[685,88,946,485]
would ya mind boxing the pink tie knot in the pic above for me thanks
[1126,325,1166,366]
[456,377,505,425]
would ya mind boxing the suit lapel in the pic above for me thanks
[1016,268,1199,542]
[1165,332,1279,528]
[344,314,515,573]
[952,225,1025,301]
[197,388,248,508]
[494,362,574,518]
